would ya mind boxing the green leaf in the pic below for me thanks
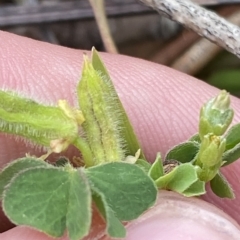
[3,165,91,240]
[155,163,205,197]
[148,153,164,180]
[91,48,145,160]
[210,172,234,199]
[135,158,152,173]
[189,134,201,143]
[222,143,240,166]
[93,192,126,238]
[86,162,157,221]
[0,90,82,153]
[182,179,206,197]
[225,123,240,150]
[67,168,92,240]
[0,157,48,199]
[165,141,199,163]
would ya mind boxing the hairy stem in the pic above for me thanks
[73,137,94,167]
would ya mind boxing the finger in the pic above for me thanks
[0,31,231,162]
[0,30,217,165]
[0,31,240,228]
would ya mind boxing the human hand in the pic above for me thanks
[0,31,240,239]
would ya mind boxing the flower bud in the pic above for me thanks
[199,91,233,140]
[196,134,226,181]
[198,134,225,167]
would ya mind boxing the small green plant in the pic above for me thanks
[0,48,240,239]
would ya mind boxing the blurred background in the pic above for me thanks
[1,0,240,96]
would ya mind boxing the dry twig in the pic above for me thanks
[139,0,240,59]
[89,0,118,53]
[172,8,240,74]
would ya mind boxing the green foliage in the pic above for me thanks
[210,172,234,199]
[0,158,156,239]
[155,163,205,197]
[0,157,48,199]
[86,162,157,221]
[93,192,126,238]
[165,141,199,163]
[222,144,240,166]
[135,158,152,173]
[155,90,238,198]
[225,123,240,150]
[145,90,239,199]
[2,161,91,240]
[148,153,164,180]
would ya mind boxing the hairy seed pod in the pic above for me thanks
[0,90,84,153]
[77,56,125,165]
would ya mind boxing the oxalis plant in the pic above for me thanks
[0,49,240,240]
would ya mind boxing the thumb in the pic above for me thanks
[102,191,240,240]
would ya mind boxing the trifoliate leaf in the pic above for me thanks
[93,192,126,238]
[165,141,199,163]
[225,123,240,150]
[210,172,234,199]
[3,165,91,240]
[148,153,164,180]
[91,48,145,160]
[86,162,157,221]
[0,157,48,199]
[155,163,205,197]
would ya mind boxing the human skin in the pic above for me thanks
[0,30,240,239]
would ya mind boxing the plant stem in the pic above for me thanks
[73,137,94,167]
[139,0,240,58]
